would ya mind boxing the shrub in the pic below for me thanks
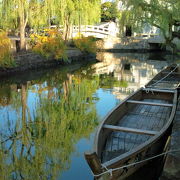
[73,36,97,54]
[0,30,15,68]
[30,29,68,61]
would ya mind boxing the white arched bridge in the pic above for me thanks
[71,24,118,39]
[56,22,162,41]
[50,22,119,39]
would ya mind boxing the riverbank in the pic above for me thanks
[96,37,180,54]
[0,48,96,78]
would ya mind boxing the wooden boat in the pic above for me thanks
[85,88,177,180]
[145,64,180,90]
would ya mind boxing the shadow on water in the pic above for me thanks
[0,52,179,179]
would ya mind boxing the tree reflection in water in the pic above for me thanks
[0,68,100,179]
[0,60,131,179]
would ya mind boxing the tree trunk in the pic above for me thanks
[63,19,68,41]
[63,13,71,42]
[20,21,26,51]
[18,1,28,51]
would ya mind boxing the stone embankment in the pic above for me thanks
[96,36,165,52]
[0,48,96,78]
[160,95,180,180]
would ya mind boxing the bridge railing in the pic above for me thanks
[51,25,117,38]
[72,25,111,35]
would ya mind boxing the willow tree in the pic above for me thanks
[1,0,28,50]
[0,0,101,49]
[0,0,49,50]
[119,0,180,51]
[77,0,101,25]
[101,1,119,22]
[54,0,101,40]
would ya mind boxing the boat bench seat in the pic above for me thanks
[103,124,158,136]
[127,100,173,107]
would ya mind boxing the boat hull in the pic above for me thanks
[145,64,180,90]
[85,88,177,180]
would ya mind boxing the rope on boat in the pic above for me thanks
[146,64,179,89]
[145,88,154,94]
[92,148,180,178]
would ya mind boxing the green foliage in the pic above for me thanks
[31,29,68,61]
[101,1,119,22]
[0,0,101,48]
[0,31,16,68]
[73,36,97,54]
[119,0,180,50]
[0,0,48,31]
[54,0,101,26]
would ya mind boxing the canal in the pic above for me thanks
[0,52,179,180]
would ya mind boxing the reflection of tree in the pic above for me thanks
[0,85,12,106]
[99,73,128,89]
[0,72,99,179]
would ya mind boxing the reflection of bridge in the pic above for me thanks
[92,52,168,100]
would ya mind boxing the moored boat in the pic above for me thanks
[145,64,180,90]
[85,88,177,179]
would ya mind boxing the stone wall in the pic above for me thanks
[96,37,166,52]
[0,49,96,78]
[96,37,149,50]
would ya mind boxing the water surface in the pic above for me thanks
[0,52,177,180]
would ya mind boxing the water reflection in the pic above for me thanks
[0,52,177,180]
[0,70,100,179]
[95,52,172,99]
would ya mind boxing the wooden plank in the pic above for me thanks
[127,100,173,107]
[103,124,157,136]
[84,152,102,175]
[143,88,175,93]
